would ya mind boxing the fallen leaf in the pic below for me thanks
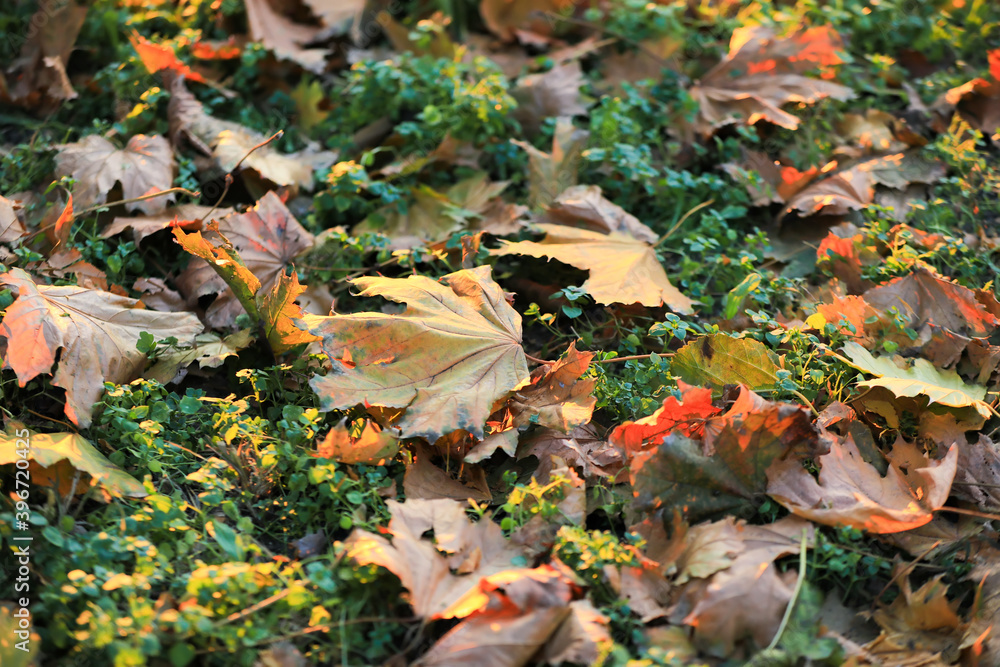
[145,329,255,384]
[403,443,493,503]
[680,517,811,656]
[540,599,614,666]
[0,425,146,498]
[631,387,821,523]
[300,0,367,34]
[513,118,588,208]
[952,435,1000,510]
[168,76,335,189]
[609,381,721,458]
[516,424,624,480]
[102,204,233,244]
[316,419,398,465]
[836,109,905,155]
[174,192,314,328]
[130,32,206,83]
[673,516,745,585]
[839,341,991,419]
[290,78,329,131]
[535,185,659,244]
[258,270,321,354]
[512,61,589,137]
[509,342,596,431]
[685,25,854,138]
[0,268,202,427]
[302,266,530,441]
[493,223,693,311]
[0,195,27,244]
[2,1,88,111]
[243,0,327,72]
[414,565,579,667]
[343,498,528,619]
[767,434,957,533]
[479,0,573,42]
[722,150,821,206]
[872,574,964,661]
[671,334,780,392]
[55,134,175,214]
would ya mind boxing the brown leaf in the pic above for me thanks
[685,25,854,138]
[510,342,596,431]
[302,266,529,441]
[540,599,613,666]
[343,498,528,619]
[673,516,745,585]
[513,118,588,208]
[414,565,579,667]
[243,0,327,72]
[55,135,175,214]
[167,76,335,189]
[103,204,234,244]
[175,192,314,328]
[516,424,624,480]
[0,268,203,427]
[872,574,964,661]
[404,444,493,503]
[536,185,659,244]
[767,435,958,533]
[479,0,573,42]
[3,1,88,111]
[511,62,589,137]
[0,195,27,244]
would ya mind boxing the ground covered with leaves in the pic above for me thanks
[2,0,1000,665]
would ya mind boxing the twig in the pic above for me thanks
[766,528,808,651]
[525,353,555,365]
[656,199,715,248]
[873,540,942,608]
[198,131,283,225]
[936,506,1000,521]
[217,588,291,627]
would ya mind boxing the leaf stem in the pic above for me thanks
[655,199,715,248]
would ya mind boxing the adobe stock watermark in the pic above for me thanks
[10,427,34,653]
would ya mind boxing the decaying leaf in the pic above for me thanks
[0,425,146,498]
[511,61,589,137]
[303,266,530,441]
[55,134,175,214]
[767,435,957,533]
[516,424,623,480]
[343,498,528,619]
[0,195,27,244]
[0,268,202,427]
[685,25,854,138]
[671,334,780,392]
[168,76,335,189]
[145,329,254,384]
[514,118,588,208]
[630,387,822,523]
[479,0,573,42]
[243,0,327,72]
[509,342,596,431]
[174,192,315,328]
[102,204,233,244]
[839,341,991,419]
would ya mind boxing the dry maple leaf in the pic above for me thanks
[414,565,598,667]
[671,334,781,392]
[243,0,327,72]
[509,341,596,432]
[609,381,721,458]
[302,266,530,441]
[493,222,693,311]
[0,195,27,244]
[685,25,854,138]
[356,172,524,249]
[130,32,206,83]
[102,204,234,245]
[2,0,87,111]
[872,574,965,661]
[479,0,573,42]
[511,61,589,137]
[767,434,957,533]
[0,268,203,427]
[174,192,314,328]
[167,76,335,189]
[343,498,529,619]
[679,516,813,656]
[535,185,659,243]
[630,386,823,523]
[516,423,624,481]
[721,150,821,206]
[55,134,175,215]
[513,118,588,208]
